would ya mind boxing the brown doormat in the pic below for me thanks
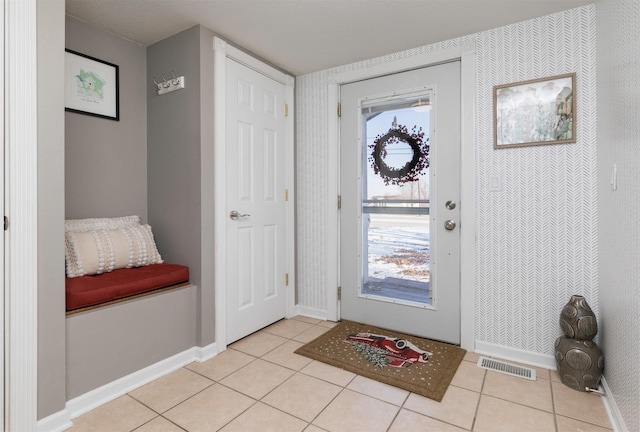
[295,320,466,402]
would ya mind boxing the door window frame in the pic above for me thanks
[359,90,434,307]
[327,41,477,350]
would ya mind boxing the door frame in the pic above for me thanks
[5,0,39,428]
[327,41,476,350]
[213,37,296,352]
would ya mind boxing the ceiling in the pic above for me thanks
[65,0,595,76]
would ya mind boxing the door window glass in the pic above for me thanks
[361,93,432,306]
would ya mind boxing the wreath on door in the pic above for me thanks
[368,124,429,186]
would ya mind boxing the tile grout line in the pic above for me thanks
[550,375,559,432]
[469,359,488,431]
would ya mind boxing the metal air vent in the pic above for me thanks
[477,356,536,381]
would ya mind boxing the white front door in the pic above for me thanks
[340,61,461,344]
[225,58,288,343]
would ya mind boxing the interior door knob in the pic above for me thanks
[229,210,250,220]
[444,220,456,231]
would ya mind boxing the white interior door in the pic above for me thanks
[225,59,288,343]
[340,61,461,344]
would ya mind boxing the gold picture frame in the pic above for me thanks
[494,73,575,148]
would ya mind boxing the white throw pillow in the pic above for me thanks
[65,224,163,278]
[65,215,141,232]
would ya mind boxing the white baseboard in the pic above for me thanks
[66,347,196,419]
[38,342,219,431]
[294,305,329,321]
[600,376,628,432]
[37,408,73,432]
[194,342,218,362]
[474,340,557,370]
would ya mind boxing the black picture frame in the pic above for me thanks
[64,49,120,121]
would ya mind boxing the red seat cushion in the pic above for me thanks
[66,263,189,311]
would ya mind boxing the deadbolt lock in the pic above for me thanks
[444,220,456,231]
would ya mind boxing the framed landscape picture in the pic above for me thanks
[494,73,575,148]
[65,49,120,121]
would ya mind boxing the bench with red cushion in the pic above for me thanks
[66,263,189,313]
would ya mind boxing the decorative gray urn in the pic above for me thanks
[554,295,604,392]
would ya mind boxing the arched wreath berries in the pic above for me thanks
[368,124,429,186]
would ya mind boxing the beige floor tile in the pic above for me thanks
[504,358,551,381]
[556,415,613,431]
[474,395,556,432]
[552,381,612,428]
[262,373,341,422]
[346,375,409,406]
[129,368,213,413]
[291,315,323,325]
[313,389,399,432]
[262,340,314,371]
[550,369,562,382]
[482,370,553,412]
[185,349,255,381]
[303,425,328,432]
[293,325,332,343]
[463,351,480,363]
[263,318,315,339]
[69,395,157,432]
[403,385,479,430]
[229,330,288,357]
[164,384,254,432]
[450,359,486,392]
[219,402,308,432]
[220,358,295,399]
[317,320,339,328]
[388,409,468,432]
[300,360,356,387]
[134,416,185,432]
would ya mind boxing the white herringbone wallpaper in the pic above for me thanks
[296,6,597,358]
[474,7,597,354]
[597,0,640,430]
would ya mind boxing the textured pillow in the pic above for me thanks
[65,224,163,278]
[65,215,141,232]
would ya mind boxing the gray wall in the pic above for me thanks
[147,25,216,347]
[65,16,148,221]
[66,286,197,399]
[37,0,66,420]
[596,1,640,430]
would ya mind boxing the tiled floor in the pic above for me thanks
[68,316,612,432]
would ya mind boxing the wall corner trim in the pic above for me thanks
[194,342,218,363]
[601,376,630,432]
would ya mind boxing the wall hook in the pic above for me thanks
[153,71,186,95]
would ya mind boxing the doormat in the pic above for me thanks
[295,320,466,402]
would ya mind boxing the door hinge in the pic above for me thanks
[337,103,342,117]
[284,104,289,117]
[284,189,288,202]
[3,216,7,231]
[285,273,289,286]
[337,195,342,209]
[337,286,342,300]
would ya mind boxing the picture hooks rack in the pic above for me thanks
[153,70,185,95]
